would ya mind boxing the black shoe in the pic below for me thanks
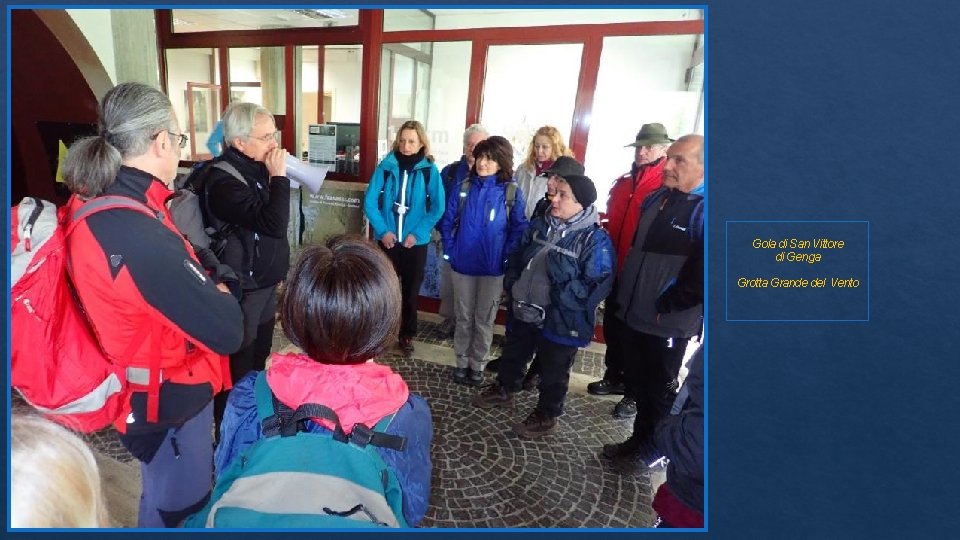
[521,371,540,391]
[612,397,637,419]
[485,358,502,373]
[452,367,469,384]
[466,369,483,387]
[513,409,557,438]
[601,440,638,459]
[399,336,414,355]
[587,379,625,396]
[610,439,668,474]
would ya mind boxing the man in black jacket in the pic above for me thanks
[205,102,290,434]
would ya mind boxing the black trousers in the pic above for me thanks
[383,242,428,339]
[600,284,629,392]
[617,322,688,444]
[214,284,277,433]
[497,320,578,418]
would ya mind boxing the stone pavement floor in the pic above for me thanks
[12,315,663,529]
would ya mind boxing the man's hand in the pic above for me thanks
[403,234,417,248]
[216,282,231,294]
[381,231,398,249]
[265,148,289,178]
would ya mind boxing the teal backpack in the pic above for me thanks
[185,372,408,528]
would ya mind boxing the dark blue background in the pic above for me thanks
[4,1,960,539]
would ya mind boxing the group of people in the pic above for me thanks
[14,79,702,529]
[362,118,705,526]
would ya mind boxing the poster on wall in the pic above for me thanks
[308,124,337,166]
[292,180,368,259]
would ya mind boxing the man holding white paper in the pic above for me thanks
[203,102,291,437]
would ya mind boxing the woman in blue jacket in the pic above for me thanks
[364,121,444,355]
[439,136,528,386]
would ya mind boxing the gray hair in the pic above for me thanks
[462,123,489,144]
[222,102,274,147]
[62,82,175,198]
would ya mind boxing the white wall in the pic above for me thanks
[67,9,116,85]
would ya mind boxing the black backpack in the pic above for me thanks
[170,160,243,257]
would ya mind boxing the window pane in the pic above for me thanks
[584,34,704,212]
[377,42,471,168]
[481,44,582,166]
[228,46,285,120]
[172,9,358,32]
[165,48,219,160]
[298,45,363,173]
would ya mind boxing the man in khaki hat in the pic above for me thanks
[588,123,673,420]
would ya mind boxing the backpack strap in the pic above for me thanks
[452,177,472,237]
[422,166,433,214]
[504,181,517,213]
[202,161,244,243]
[65,195,162,422]
[66,195,159,237]
[254,372,406,451]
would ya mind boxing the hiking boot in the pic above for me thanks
[587,379,625,396]
[612,397,637,419]
[473,383,515,409]
[611,439,668,475]
[466,369,483,387]
[521,370,540,391]
[399,336,414,355]
[485,357,502,373]
[512,409,557,439]
[601,439,638,459]
[452,367,469,384]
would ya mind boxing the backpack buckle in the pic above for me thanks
[350,423,374,447]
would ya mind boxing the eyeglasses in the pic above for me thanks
[152,130,189,149]
[249,131,280,143]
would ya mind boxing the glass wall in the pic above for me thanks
[583,34,704,210]
[385,8,700,31]
[377,41,471,170]
[480,43,583,167]
[298,45,363,173]
[165,48,219,160]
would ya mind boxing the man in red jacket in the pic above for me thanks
[589,123,673,419]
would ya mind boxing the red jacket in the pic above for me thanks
[67,166,243,433]
[603,158,666,271]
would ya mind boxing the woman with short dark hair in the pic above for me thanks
[212,235,434,527]
[438,136,529,386]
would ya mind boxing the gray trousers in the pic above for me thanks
[439,260,454,320]
[451,271,504,371]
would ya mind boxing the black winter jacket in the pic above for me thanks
[206,147,291,290]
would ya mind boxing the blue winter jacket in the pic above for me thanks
[215,372,434,527]
[438,174,528,276]
[364,153,444,246]
[505,209,615,347]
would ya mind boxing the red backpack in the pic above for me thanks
[11,195,155,432]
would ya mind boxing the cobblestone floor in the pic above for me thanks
[15,315,659,529]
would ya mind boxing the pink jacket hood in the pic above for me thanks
[266,352,410,434]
